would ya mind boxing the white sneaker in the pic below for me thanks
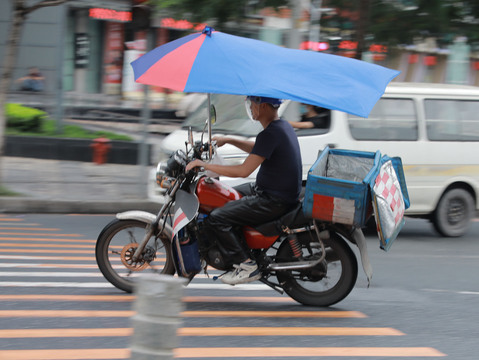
[221,261,261,285]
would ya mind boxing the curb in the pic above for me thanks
[0,197,163,214]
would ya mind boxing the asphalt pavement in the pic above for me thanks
[0,156,163,214]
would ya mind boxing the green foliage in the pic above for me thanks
[324,0,479,47]
[4,104,132,141]
[0,185,20,197]
[5,103,45,132]
[152,0,288,30]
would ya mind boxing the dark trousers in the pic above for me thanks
[204,182,295,264]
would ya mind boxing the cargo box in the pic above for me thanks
[303,147,380,227]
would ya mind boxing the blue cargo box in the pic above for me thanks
[303,147,380,227]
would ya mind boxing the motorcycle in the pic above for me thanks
[95,107,378,307]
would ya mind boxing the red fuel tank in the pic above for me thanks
[196,177,241,214]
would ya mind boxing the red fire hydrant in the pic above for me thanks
[90,138,111,165]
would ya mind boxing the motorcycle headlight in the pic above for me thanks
[156,162,176,189]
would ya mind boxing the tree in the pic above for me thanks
[324,0,479,54]
[151,0,288,31]
[0,0,68,189]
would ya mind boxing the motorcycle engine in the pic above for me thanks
[196,222,231,271]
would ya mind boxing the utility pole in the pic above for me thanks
[309,0,322,45]
[288,0,302,49]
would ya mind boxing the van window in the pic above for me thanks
[347,98,418,141]
[425,99,479,141]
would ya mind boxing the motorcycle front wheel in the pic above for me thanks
[95,219,175,293]
[275,228,358,307]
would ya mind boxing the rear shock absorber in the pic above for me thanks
[288,234,302,258]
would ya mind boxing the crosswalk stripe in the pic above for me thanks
[174,347,446,357]
[0,310,366,318]
[0,347,446,359]
[0,327,404,338]
[0,232,82,236]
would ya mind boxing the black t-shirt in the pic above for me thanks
[300,111,331,129]
[251,119,302,204]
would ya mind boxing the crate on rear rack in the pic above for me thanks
[302,147,380,227]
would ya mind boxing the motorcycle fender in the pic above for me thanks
[116,210,157,224]
[352,228,373,286]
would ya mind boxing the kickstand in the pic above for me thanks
[259,277,284,295]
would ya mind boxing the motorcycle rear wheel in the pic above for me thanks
[96,219,175,293]
[276,229,358,307]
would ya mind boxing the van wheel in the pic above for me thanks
[433,188,475,237]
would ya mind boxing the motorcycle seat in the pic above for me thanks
[253,201,311,236]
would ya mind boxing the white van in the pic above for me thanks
[155,83,479,237]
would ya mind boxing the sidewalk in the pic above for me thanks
[0,157,163,214]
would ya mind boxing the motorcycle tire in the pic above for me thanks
[275,228,358,307]
[96,218,175,293]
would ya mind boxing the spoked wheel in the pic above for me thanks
[275,229,358,307]
[95,219,175,293]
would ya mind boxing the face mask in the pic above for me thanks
[245,98,258,122]
[299,104,307,115]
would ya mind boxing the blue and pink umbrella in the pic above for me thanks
[131,27,399,118]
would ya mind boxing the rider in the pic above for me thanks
[185,96,302,285]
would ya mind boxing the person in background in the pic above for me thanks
[289,104,330,129]
[16,67,45,92]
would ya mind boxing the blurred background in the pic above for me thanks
[1,0,478,108]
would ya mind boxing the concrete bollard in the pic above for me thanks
[130,274,187,360]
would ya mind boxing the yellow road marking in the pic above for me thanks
[175,347,446,357]
[0,349,128,360]
[0,327,404,338]
[0,347,446,359]
[0,232,82,236]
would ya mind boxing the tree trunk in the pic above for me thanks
[0,0,68,186]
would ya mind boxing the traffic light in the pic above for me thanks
[131,0,151,30]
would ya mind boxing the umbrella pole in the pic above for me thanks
[207,93,212,160]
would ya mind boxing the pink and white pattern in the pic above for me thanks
[374,165,405,225]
